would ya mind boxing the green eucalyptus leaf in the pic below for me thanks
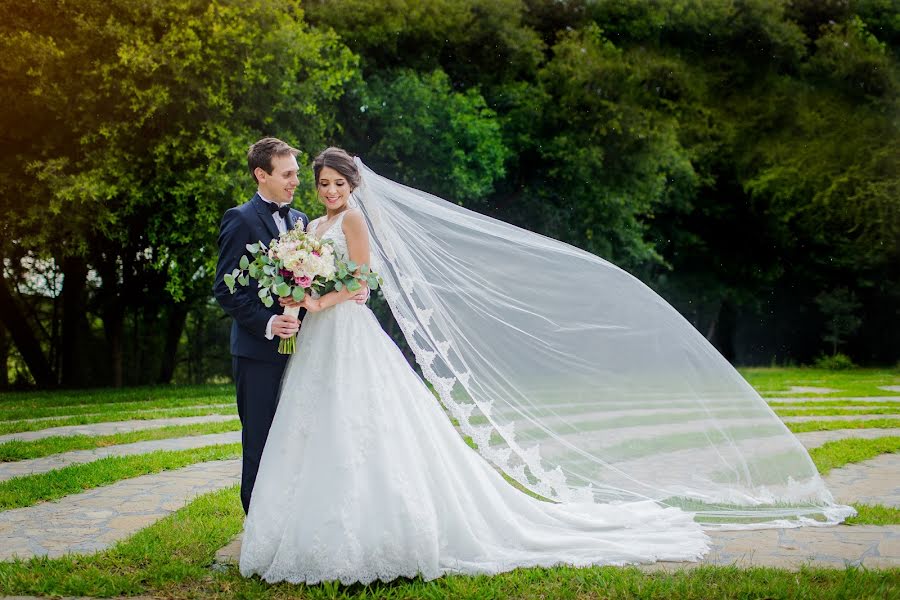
[238,274,249,286]
[276,282,291,297]
[335,280,344,292]
[262,295,274,308]
[292,287,305,301]
[257,287,269,299]
[223,274,235,292]
[240,255,250,270]
[347,278,361,292]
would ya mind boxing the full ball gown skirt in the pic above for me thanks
[239,299,711,584]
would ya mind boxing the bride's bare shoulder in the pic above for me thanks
[341,209,366,232]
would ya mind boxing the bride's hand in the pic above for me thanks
[301,295,322,312]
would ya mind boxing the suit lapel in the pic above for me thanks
[252,193,280,242]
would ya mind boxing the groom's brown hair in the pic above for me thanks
[248,137,299,183]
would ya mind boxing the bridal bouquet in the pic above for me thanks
[224,226,381,354]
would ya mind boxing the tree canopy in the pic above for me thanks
[2,0,897,387]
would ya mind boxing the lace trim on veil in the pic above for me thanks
[354,158,855,529]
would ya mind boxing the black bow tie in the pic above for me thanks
[266,202,292,222]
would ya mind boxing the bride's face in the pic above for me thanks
[317,166,352,212]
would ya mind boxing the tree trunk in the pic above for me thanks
[0,323,9,389]
[0,266,54,386]
[158,301,188,384]
[97,252,125,387]
[103,303,125,388]
[60,256,89,387]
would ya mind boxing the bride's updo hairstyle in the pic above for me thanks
[313,147,361,191]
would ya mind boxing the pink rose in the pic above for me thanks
[295,275,312,287]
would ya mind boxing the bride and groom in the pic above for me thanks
[215,138,852,585]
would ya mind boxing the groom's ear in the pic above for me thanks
[254,166,268,183]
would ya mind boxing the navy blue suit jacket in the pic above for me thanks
[214,193,309,363]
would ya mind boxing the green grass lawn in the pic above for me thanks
[740,367,900,397]
[808,437,900,474]
[0,394,233,421]
[846,504,900,526]
[0,383,232,408]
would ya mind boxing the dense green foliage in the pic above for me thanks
[1,0,897,387]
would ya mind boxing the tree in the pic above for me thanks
[0,0,358,385]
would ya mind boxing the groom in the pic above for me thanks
[213,137,309,514]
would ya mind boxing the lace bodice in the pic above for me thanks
[310,211,349,260]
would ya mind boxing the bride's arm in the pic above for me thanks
[304,209,370,312]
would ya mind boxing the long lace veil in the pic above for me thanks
[352,157,854,529]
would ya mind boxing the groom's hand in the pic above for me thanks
[271,315,300,339]
[278,296,304,309]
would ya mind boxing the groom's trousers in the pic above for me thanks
[232,356,286,514]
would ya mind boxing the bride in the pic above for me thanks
[239,148,852,584]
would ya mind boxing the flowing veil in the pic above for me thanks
[352,157,854,530]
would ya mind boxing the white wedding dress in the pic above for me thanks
[239,211,710,585]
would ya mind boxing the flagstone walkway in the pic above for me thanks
[781,414,895,422]
[795,428,898,448]
[823,453,900,508]
[0,459,240,560]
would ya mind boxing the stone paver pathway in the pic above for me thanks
[0,459,240,560]
[767,396,900,403]
[781,414,896,423]
[649,525,900,569]
[796,428,899,449]
[0,414,239,444]
[823,453,900,508]
[0,431,241,482]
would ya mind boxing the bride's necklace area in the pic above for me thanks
[314,208,348,237]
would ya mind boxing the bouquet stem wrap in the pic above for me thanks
[279,305,302,354]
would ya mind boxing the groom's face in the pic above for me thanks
[257,153,300,204]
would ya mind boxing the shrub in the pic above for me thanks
[813,353,856,370]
